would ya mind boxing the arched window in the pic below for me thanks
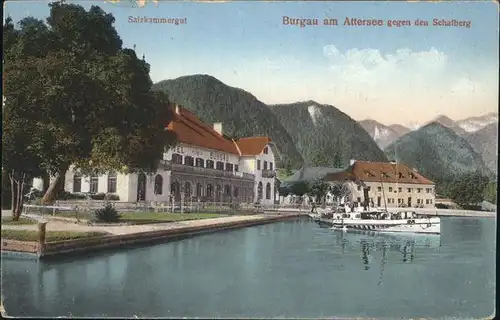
[171,181,180,200]
[73,175,82,193]
[224,185,231,196]
[107,172,117,193]
[207,184,213,197]
[172,153,183,164]
[154,174,163,195]
[266,182,271,200]
[216,184,222,201]
[257,182,263,200]
[196,183,203,197]
[184,182,191,197]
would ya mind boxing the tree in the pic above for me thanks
[311,152,329,167]
[308,179,330,204]
[3,2,177,205]
[329,181,352,204]
[448,171,490,208]
[289,181,310,197]
[483,181,497,205]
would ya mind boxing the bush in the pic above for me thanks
[93,202,121,222]
[90,193,106,200]
[104,193,120,201]
[435,203,450,209]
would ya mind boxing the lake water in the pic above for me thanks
[1,217,496,318]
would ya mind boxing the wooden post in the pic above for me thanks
[37,222,47,255]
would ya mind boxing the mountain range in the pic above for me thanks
[153,74,497,180]
[385,122,491,183]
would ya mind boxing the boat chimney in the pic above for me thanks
[213,122,223,135]
[174,104,181,115]
[350,159,356,166]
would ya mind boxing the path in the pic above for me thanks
[1,214,293,236]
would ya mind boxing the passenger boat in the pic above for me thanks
[318,208,440,234]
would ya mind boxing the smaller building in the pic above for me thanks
[325,160,436,209]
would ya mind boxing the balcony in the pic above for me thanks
[171,163,255,181]
[262,169,276,178]
[158,160,172,170]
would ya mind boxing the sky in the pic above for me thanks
[4,0,499,126]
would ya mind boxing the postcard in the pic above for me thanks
[1,0,497,319]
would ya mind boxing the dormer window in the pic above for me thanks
[263,147,269,154]
[381,172,390,178]
[408,172,416,179]
[398,172,405,179]
[365,170,375,177]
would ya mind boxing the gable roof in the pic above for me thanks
[167,106,240,155]
[236,136,272,156]
[325,160,434,185]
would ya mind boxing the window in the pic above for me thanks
[357,197,361,203]
[235,165,239,172]
[154,174,163,195]
[398,172,404,179]
[206,160,214,169]
[184,182,191,197]
[398,198,403,204]
[73,175,82,193]
[224,185,231,196]
[258,182,263,200]
[417,199,421,204]
[207,184,213,197]
[216,161,224,170]
[398,187,402,193]
[195,158,205,167]
[257,160,261,170]
[367,186,371,191]
[107,172,117,193]
[263,147,268,154]
[184,156,194,166]
[407,188,412,193]
[357,185,361,191]
[417,188,422,193]
[269,163,273,171]
[196,183,203,197]
[172,153,183,164]
[234,187,239,198]
[389,187,393,192]
[266,182,271,200]
[377,186,382,192]
[430,199,433,204]
[225,163,233,172]
[89,176,99,193]
[264,161,268,170]
[426,188,431,193]
[365,170,375,177]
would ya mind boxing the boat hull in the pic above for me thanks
[318,217,441,234]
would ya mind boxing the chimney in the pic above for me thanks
[213,122,223,135]
[174,104,180,115]
[350,159,356,166]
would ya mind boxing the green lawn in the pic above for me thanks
[56,211,228,224]
[2,217,37,225]
[1,229,109,242]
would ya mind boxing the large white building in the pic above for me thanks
[326,160,436,209]
[33,105,279,205]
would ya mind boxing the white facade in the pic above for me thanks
[33,141,278,205]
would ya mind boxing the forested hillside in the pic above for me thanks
[270,101,388,167]
[153,75,304,168]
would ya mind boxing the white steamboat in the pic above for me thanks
[316,205,440,235]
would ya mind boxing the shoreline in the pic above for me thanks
[265,208,497,218]
[1,213,305,260]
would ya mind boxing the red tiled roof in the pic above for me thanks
[236,137,272,156]
[167,106,240,155]
[326,160,434,185]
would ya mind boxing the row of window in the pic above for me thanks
[358,185,434,194]
[73,174,117,194]
[172,154,239,172]
[357,197,434,205]
[256,159,273,171]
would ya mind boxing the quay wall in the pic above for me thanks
[1,213,305,259]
